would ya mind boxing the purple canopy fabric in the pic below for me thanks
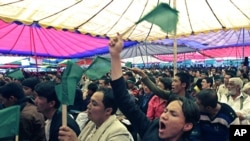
[0,20,137,58]
[179,28,250,49]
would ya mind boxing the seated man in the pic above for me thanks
[58,87,133,141]
[196,89,240,141]
[22,76,41,104]
[34,81,80,141]
[0,82,45,141]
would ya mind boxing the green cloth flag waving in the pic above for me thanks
[0,105,20,138]
[7,69,24,79]
[136,3,178,33]
[84,56,111,80]
[55,61,84,105]
[125,62,132,68]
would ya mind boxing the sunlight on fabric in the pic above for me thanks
[0,56,26,64]
[0,0,249,41]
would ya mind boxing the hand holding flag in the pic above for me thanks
[55,61,83,126]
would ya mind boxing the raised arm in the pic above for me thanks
[131,67,171,100]
[109,33,123,80]
[109,33,152,137]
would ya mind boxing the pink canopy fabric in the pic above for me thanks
[0,20,137,58]
[200,46,250,58]
[154,46,250,62]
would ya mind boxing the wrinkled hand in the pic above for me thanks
[109,33,124,57]
[58,126,78,141]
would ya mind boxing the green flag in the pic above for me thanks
[7,69,24,79]
[55,61,84,105]
[0,105,20,138]
[84,56,111,80]
[125,62,132,68]
[136,3,178,33]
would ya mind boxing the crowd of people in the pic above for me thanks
[0,33,250,141]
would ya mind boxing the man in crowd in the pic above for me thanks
[220,77,250,125]
[0,82,45,141]
[34,81,80,141]
[196,89,240,141]
[58,87,133,141]
[107,33,200,141]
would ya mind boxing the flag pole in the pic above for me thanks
[15,135,19,141]
[173,0,177,75]
[62,104,67,126]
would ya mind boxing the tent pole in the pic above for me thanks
[173,0,177,75]
[242,28,245,58]
[30,25,39,75]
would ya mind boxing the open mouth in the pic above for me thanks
[160,121,166,129]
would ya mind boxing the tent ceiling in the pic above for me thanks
[0,20,137,58]
[0,0,249,41]
[178,28,250,49]
[100,29,250,60]
[100,42,199,59]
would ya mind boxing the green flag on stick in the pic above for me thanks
[84,56,111,80]
[7,69,24,79]
[55,61,84,105]
[136,3,178,33]
[0,105,20,139]
[125,62,132,68]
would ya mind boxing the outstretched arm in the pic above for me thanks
[131,67,171,100]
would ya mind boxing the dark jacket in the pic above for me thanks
[20,102,46,141]
[137,93,154,114]
[49,110,80,141]
[111,76,190,141]
[0,98,46,141]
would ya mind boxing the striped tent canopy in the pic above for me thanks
[0,20,137,58]
[0,0,249,41]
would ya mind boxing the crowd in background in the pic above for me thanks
[0,56,250,141]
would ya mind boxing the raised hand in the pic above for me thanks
[131,67,147,78]
[109,33,124,58]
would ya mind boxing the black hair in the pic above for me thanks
[87,82,98,93]
[175,72,191,90]
[196,78,203,90]
[34,81,61,109]
[196,89,218,108]
[99,76,110,85]
[22,77,41,90]
[203,77,213,87]
[168,95,200,139]
[159,77,172,90]
[97,87,117,115]
[0,82,25,99]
